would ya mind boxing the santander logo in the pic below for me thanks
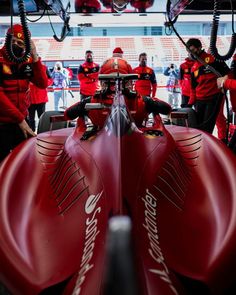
[72,191,103,295]
[142,189,178,295]
[85,192,103,214]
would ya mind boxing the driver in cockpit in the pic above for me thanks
[63,47,171,130]
[63,47,134,124]
[99,47,136,99]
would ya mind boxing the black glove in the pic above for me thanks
[143,96,171,115]
[122,88,137,99]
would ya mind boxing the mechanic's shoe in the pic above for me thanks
[80,125,98,140]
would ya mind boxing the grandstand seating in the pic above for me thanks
[0,35,232,67]
[114,37,138,62]
[89,37,111,62]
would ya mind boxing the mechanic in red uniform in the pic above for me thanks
[187,38,230,134]
[74,0,101,13]
[132,52,157,98]
[78,50,100,101]
[100,47,133,74]
[0,24,49,161]
[130,0,154,13]
[178,56,194,108]
[64,50,100,122]
[214,55,236,142]
[214,54,236,142]
[99,47,134,97]
[100,0,131,13]
[132,52,171,117]
[99,47,140,120]
[100,48,171,119]
[217,55,236,149]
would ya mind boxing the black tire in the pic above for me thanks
[37,111,68,134]
[171,107,197,128]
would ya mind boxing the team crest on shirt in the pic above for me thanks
[113,58,119,70]
[17,32,22,39]
[84,68,88,72]
[205,57,210,63]
[194,69,199,77]
[2,64,12,74]
[23,64,33,76]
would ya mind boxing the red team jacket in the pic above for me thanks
[100,57,133,74]
[228,53,236,112]
[189,50,230,105]
[132,65,157,97]
[223,78,236,112]
[179,58,194,97]
[0,46,49,124]
[78,61,100,96]
[130,0,154,11]
[28,70,52,105]
[225,79,236,91]
[75,0,101,11]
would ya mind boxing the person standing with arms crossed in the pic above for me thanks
[62,50,100,124]
[132,52,157,98]
[132,52,171,117]
[78,50,100,103]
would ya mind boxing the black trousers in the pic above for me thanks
[0,123,26,162]
[181,95,190,108]
[194,93,223,134]
[28,103,46,132]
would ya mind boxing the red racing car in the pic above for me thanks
[0,74,236,295]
